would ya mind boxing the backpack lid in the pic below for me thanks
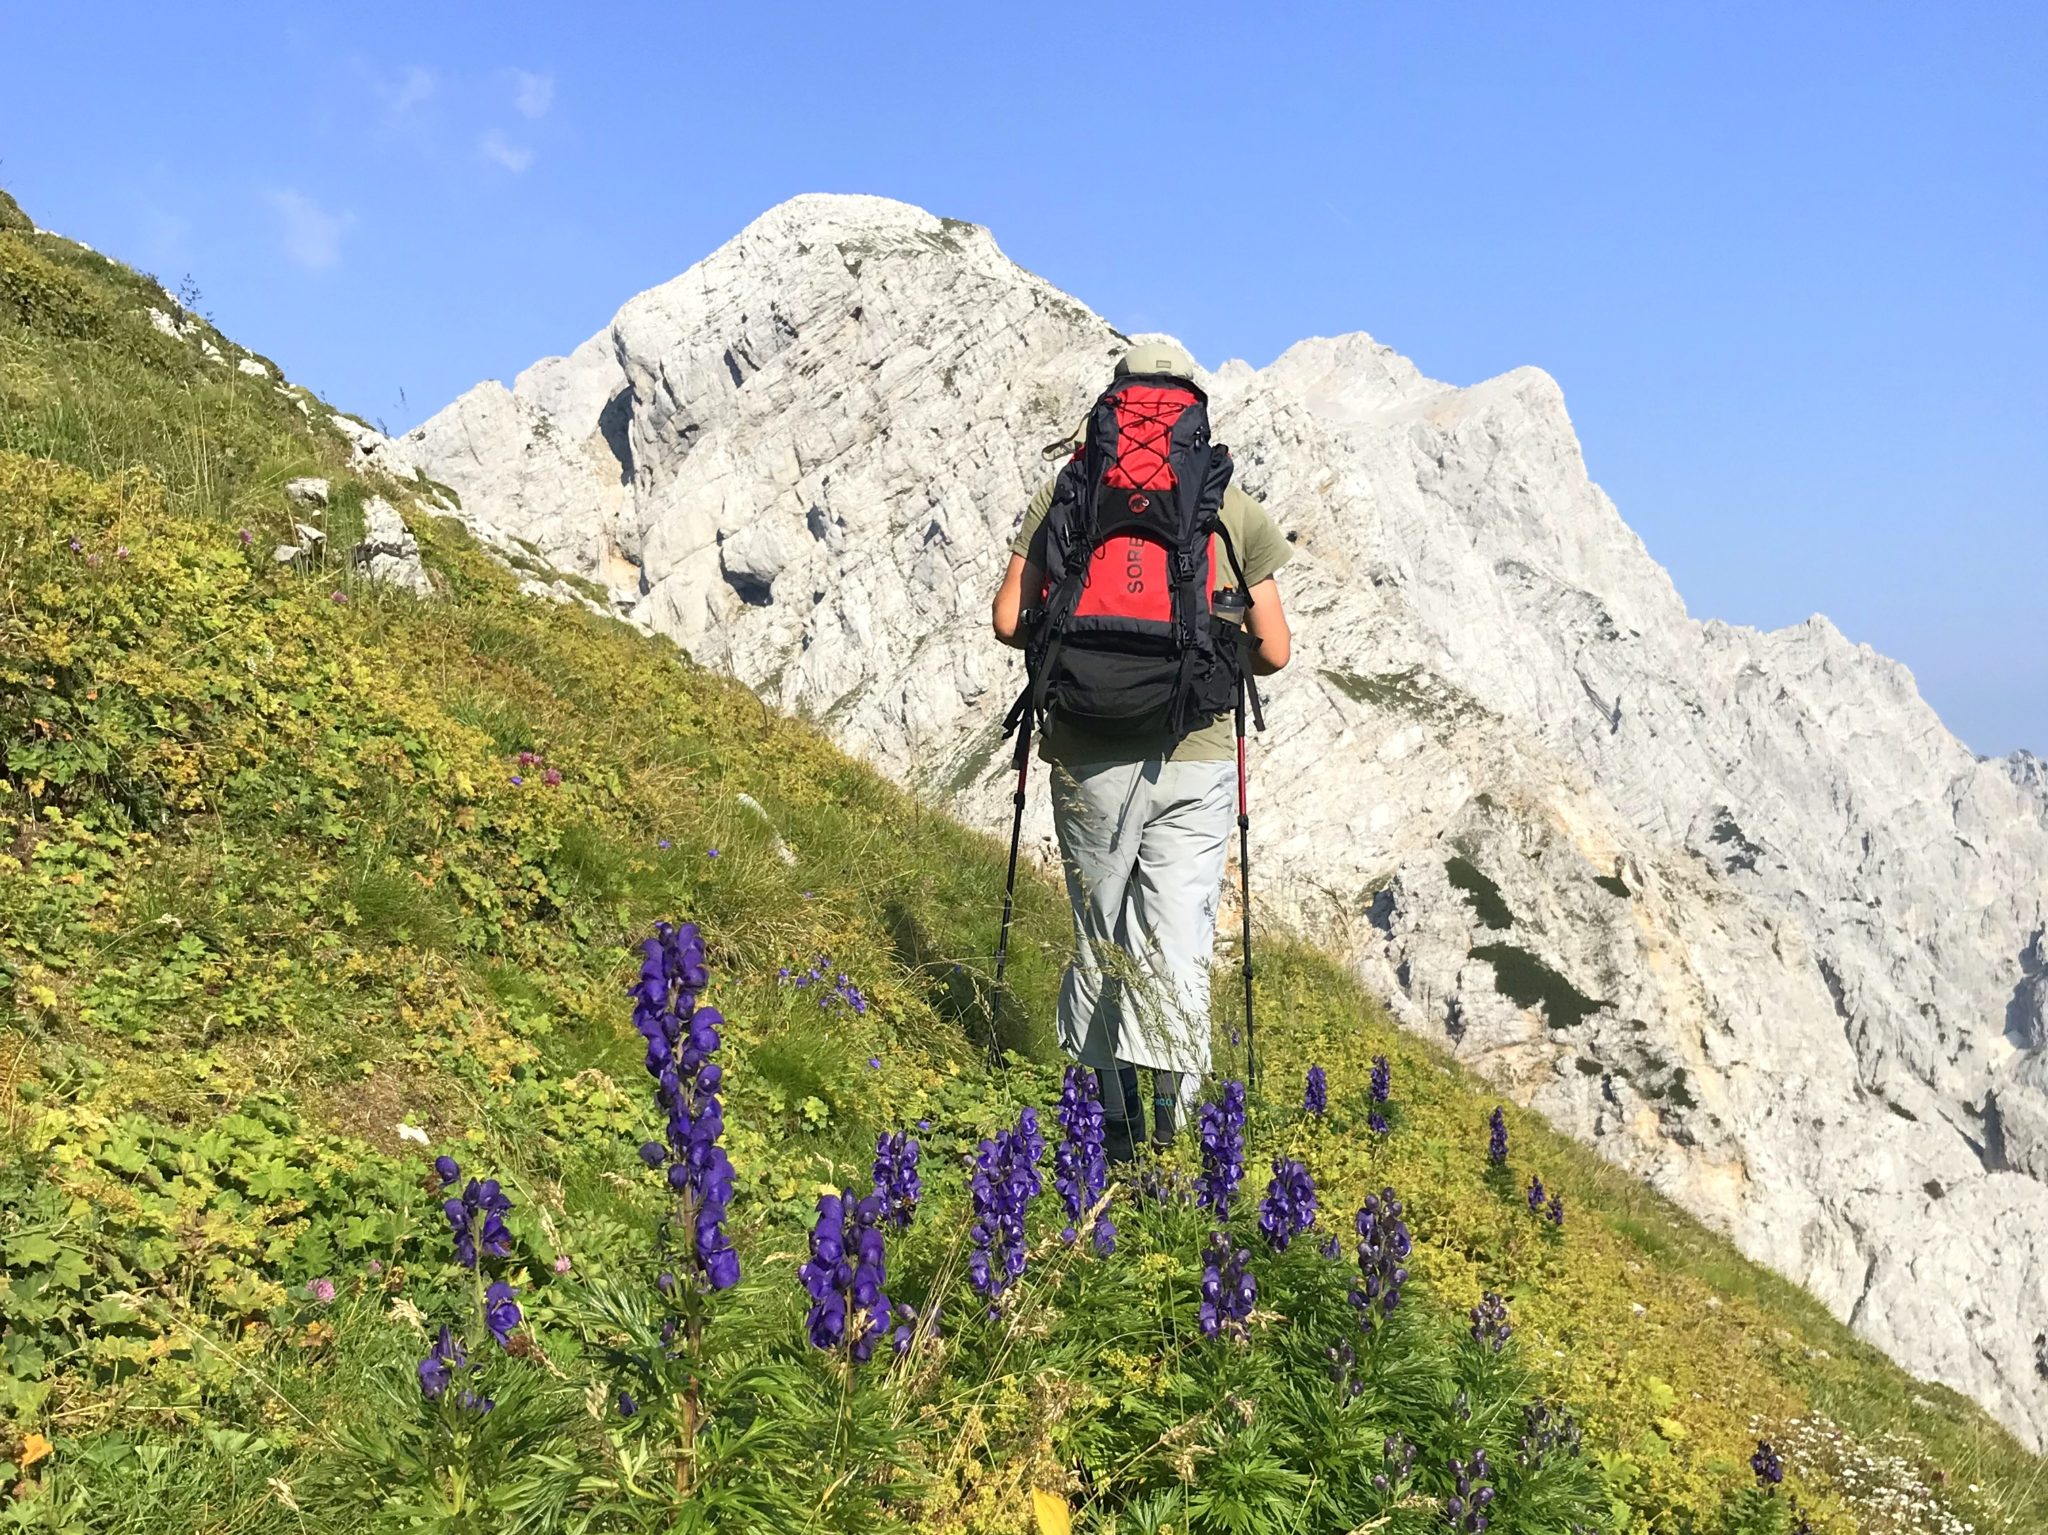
[1113,341,1198,381]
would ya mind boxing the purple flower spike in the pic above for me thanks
[967,1105,1044,1309]
[1369,1054,1391,1104]
[1751,1440,1784,1486]
[1349,1187,1412,1332]
[1526,1173,1547,1214]
[798,1190,892,1362]
[1197,1233,1256,1342]
[1196,1081,1247,1218]
[871,1131,922,1231]
[1303,1065,1327,1116]
[631,921,738,1293]
[442,1174,514,1271]
[1470,1291,1513,1352]
[1053,1067,1113,1255]
[1257,1157,1317,1252]
[1445,1449,1495,1532]
[1487,1105,1509,1166]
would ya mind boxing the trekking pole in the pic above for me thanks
[1213,585,1265,1094]
[1234,677,1256,1093]
[993,709,1033,995]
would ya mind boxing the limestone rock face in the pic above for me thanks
[351,496,433,597]
[409,194,2048,1445]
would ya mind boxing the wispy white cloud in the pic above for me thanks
[508,68,554,120]
[478,131,534,173]
[377,63,437,128]
[266,188,352,270]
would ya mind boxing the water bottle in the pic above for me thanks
[1211,586,1248,627]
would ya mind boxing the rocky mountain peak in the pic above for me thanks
[407,194,2048,1447]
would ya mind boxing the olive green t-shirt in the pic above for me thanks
[1010,476,1290,765]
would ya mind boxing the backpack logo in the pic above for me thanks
[1129,493,1150,516]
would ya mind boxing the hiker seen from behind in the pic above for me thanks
[991,340,1292,1161]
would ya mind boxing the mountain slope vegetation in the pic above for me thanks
[0,186,2038,1533]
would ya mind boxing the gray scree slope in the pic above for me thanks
[408,194,2048,1446]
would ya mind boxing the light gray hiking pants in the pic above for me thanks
[1049,756,1235,1114]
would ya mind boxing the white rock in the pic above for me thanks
[351,497,433,596]
[411,194,2048,1446]
[329,413,420,480]
[284,477,330,509]
[238,357,271,378]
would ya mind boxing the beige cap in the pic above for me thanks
[1114,341,1197,381]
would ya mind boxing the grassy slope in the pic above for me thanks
[0,186,2039,1532]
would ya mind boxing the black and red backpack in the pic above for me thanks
[1005,373,1255,746]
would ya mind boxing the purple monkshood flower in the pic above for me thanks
[1526,1173,1547,1214]
[798,1190,892,1362]
[484,1281,523,1346]
[1751,1440,1785,1487]
[1350,1187,1412,1331]
[1196,1081,1248,1218]
[1053,1066,1115,1255]
[1368,1109,1391,1137]
[1546,1193,1565,1228]
[1487,1105,1509,1166]
[442,1177,514,1270]
[617,1390,638,1417]
[1378,1432,1418,1493]
[1370,1054,1391,1104]
[434,1155,461,1187]
[1197,1233,1257,1342]
[1445,1449,1496,1532]
[1257,1157,1317,1252]
[967,1106,1044,1311]
[780,954,868,1015]
[1470,1291,1513,1352]
[632,920,739,1292]
[888,1300,921,1358]
[872,1130,922,1231]
[418,1325,466,1401]
[1303,1065,1327,1117]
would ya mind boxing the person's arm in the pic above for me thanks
[992,553,1041,649]
[1245,577,1290,674]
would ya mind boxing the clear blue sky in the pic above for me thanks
[6,2,2041,755]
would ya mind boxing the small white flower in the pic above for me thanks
[397,1123,430,1145]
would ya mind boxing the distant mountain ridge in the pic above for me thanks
[407,194,2048,1446]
